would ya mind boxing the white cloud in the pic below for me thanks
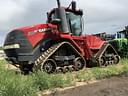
[0,0,28,31]
[77,0,128,33]
[0,1,25,22]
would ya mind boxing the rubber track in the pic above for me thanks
[94,43,118,59]
[34,42,85,71]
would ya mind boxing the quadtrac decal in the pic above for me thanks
[28,28,51,36]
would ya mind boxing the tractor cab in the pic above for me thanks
[47,0,83,36]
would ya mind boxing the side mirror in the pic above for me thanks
[51,19,61,25]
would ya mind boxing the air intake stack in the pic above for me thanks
[57,0,61,8]
[72,1,76,11]
[55,0,70,33]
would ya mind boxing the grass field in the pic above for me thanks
[0,59,128,96]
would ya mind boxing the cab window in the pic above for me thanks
[66,12,82,36]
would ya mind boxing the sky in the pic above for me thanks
[0,0,128,45]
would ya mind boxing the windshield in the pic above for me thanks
[66,12,82,36]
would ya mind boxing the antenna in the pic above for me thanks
[57,0,61,8]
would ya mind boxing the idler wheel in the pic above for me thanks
[114,55,120,64]
[73,57,85,71]
[42,59,56,74]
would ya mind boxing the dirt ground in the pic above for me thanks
[41,75,128,96]
[76,76,128,96]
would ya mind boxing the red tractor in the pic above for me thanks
[3,0,120,73]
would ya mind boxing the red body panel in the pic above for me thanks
[85,35,106,50]
[18,24,57,47]
[15,23,106,60]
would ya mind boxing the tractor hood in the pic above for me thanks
[85,35,106,50]
[18,23,57,48]
[3,23,57,64]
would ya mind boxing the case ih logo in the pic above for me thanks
[28,28,51,36]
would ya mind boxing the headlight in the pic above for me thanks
[3,44,20,50]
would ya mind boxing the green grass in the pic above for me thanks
[0,59,128,96]
[0,67,37,96]
[0,60,74,96]
[91,66,120,79]
[31,72,74,90]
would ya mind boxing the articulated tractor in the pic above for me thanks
[3,0,120,73]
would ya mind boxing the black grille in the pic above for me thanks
[4,49,17,57]
[4,30,33,58]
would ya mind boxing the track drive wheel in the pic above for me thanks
[114,55,120,64]
[73,57,85,71]
[42,59,56,74]
[98,57,106,67]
